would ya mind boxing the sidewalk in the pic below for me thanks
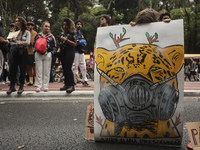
[0,80,200,98]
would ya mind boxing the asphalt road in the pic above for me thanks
[0,98,199,150]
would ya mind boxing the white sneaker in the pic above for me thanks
[36,88,41,92]
[44,88,49,92]
[0,81,5,85]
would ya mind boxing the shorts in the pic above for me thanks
[27,55,35,65]
[190,71,196,75]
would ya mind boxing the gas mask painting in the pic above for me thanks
[94,20,184,146]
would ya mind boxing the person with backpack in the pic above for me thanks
[7,17,30,95]
[33,21,56,92]
[58,18,77,93]
[72,19,90,87]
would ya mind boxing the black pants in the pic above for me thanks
[60,47,75,86]
[9,48,27,85]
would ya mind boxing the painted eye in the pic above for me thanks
[114,67,124,72]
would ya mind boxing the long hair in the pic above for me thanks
[101,14,110,26]
[135,8,159,24]
[62,18,76,34]
[16,16,27,34]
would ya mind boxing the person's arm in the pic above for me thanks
[22,31,30,46]
[60,36,77,47]
[0,36,9,44]
[32,34,38,53]
[48,35,57,53]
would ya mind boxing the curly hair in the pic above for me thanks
[159,12,171,21]
[16,16,27,34]
[135,8,159,24]
[62,18,76,34]
[75,19,83,27]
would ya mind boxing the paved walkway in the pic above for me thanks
[0,80,200,97]
[0,81,94,92]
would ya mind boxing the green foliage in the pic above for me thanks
[1,0,200,54]
[51,7,74,37]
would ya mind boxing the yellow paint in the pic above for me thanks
[96,43,184,138]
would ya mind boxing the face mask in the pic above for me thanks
[98,73,179,125]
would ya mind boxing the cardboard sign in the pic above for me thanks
[7,30,20,39]
[94,20,184,146]
[186,122,200,150]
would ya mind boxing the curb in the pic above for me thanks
[0,90,199,99]
[0,91,94,99]
[184,90,200,97]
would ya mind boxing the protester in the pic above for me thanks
[159,12,171,23]
[0,21,10,90]
[129,9,171,26]
[94,14,110,58]
[27,22,37,86]
[100,14,110,27]
[7,17,30,94]
[33,21,56,92]
[184,63,191,81]
[59,18,77,93]
[190,58,197,81]
[72,19,90,87]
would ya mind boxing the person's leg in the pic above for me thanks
[79,53,88,82]
[43,52,52,90]
[72,53,80,84]
[0,50,3,76]
[7,54,18,94]
[62,49,75,93]
[65,50,75,86]
[79,53,90,87]
[49,55,56,83]
[35,52,43,90]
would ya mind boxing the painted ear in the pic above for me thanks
[96,48,108,67]
[165,45,184,74]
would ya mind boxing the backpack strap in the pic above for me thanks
[37,34,41,38]
[45,34,52,39]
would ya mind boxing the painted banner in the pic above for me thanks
[94,19,184,146]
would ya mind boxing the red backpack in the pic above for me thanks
[34,34,52,54]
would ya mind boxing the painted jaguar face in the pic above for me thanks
[96,28,184,86]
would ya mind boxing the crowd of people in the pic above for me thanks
[0,16,91,94]
[184,58,200,81]
[0,8,173,94]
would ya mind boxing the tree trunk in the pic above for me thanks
[74,7,78,20]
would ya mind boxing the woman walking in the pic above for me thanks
[59,18,77,93]
[7,16,30,95]
[33,21,56,92]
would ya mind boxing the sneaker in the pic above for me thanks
[34,83,37,87]
[60,85,68,91]
[36,88,41,92]
[44,88,49,92]
[66,86,75,94]
[0,81,5,85]
[83,81,90,87]
[27,82,33,86]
